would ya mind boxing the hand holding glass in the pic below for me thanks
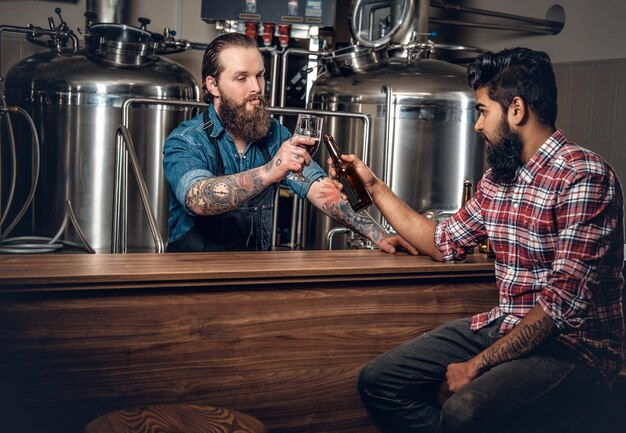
[287,114,323,182]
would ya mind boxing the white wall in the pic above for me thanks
[457,0,626,63]
[0,0,217,85]
[0,0,216,43]
[1,1,626,64]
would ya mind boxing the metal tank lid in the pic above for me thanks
[312,56,475,106]
[4,49,199,105]
[85,23,157,66]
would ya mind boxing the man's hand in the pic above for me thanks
[327,153,380,193]
[445,357,482,393]
[377,233,419,255]
[267,135,316,183]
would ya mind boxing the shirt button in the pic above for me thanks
[501,297,508,304]
[512,202,519,209]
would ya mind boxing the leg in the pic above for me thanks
[358,318,504,433]
[439,343,605,433]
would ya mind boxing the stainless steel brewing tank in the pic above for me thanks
[307,56,483,249]
[4,28,199,252]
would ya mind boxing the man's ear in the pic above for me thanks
[508,96,527,126]
[205,76,219,99]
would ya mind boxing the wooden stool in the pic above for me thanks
[84,403,267,433]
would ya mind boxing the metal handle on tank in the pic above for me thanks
[112,98,208,254]
[114,125,164,253]
[381,84,395,190]
[380,84,395,231]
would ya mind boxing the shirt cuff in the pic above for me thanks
[177,168,214,215]
[537,289,586,331]
[286,162,327,198]
[434,220,466,262]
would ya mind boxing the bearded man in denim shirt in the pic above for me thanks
[163,33,416,253]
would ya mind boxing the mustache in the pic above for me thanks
[244,94,269,106]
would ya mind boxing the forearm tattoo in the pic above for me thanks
[477,315,556,372]
[186,169,266,215]
[315,178,390,242]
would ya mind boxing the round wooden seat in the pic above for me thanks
[84,403,267,433]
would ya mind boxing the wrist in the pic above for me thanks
[368,177,386,200]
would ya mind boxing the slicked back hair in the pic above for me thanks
[201,33,259,103]
[468,47,557,129]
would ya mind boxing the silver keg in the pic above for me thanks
[306,44,484,249]
[4,22,199,252]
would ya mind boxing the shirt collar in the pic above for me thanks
[207,103,225,139]
[518,129,566,184]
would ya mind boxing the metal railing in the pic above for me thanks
[111,99,371,253]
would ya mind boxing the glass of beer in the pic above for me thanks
[287,114,323,182]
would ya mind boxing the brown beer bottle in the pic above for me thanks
[462,179,473,207]
[462,179,474,254]
[323,133,373,212]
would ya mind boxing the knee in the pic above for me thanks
[357,360,381,399]
[439,390,488,433]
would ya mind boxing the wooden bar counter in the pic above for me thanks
[0,250,496,433]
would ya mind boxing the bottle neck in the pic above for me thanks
[324,133,343,162]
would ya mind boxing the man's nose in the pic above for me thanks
[250,78,262,94]
[474,117,483,133]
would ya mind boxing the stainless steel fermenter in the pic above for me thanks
[4,21,199,252]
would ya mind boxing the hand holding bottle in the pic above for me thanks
[323,134,373,212]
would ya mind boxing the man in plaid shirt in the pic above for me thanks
[338,48,624,432]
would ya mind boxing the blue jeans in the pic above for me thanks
[358,317,605,433]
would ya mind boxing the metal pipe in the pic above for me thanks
[428,18,558,35]
[111,101,371,253]
[326,227,350,250]
[266,106,371,250]
[268,49,280,107]
[115,125,165,253]
[431,2,563,28]
[65,200,95,254]
[417,0,430,41]
[279,48,317,123]
[0,25,79,52]
[381,84,395,190]
[113,98,206,253]
[430,2,564,34]
[86,0,127,24]
[380,84,395,231]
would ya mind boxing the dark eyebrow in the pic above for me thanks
[475,103,486,111]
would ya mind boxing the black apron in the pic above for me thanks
[167,111,275,252]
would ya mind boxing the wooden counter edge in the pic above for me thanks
[0,250,495,293]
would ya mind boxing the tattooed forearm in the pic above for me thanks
[476,311,556,372]
[186,169,266,215]
[312,177,390,242]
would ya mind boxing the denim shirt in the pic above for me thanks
[163,104,327,244]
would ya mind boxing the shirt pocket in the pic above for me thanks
[523,195,558,265]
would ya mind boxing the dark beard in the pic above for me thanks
[483,116,524,184]
[217,93,271,143]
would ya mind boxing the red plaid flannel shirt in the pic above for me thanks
[435,130,625,383]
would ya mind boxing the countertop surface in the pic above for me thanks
[0,250,495,292]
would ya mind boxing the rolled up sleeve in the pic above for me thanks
[163,133,214,216]
[537,171,622,330]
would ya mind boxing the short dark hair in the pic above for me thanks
[468,47,557,128]
[201,33,259,103]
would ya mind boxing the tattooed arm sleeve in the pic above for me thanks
[185,161,273,216]
[306,177,393,244]
[475,304,558,372]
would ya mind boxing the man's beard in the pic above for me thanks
[217,92,271,143]
[482,115,524,184]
